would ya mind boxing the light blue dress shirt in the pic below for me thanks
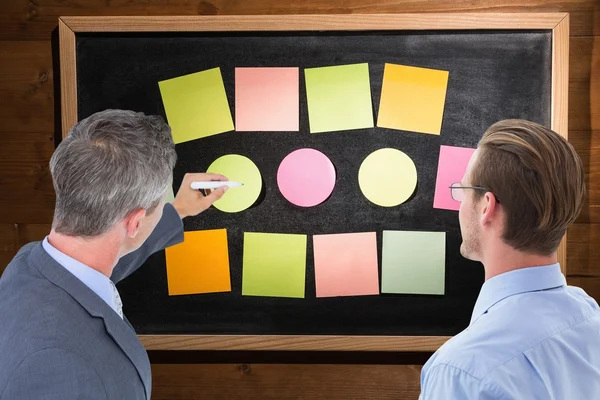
[42,237,122,318]
[420,264,600,399]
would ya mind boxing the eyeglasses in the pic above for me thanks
[449,182,499,203]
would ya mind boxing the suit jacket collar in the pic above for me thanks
[29,242,151,399]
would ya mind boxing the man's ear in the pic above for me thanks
[480,192,499,226]
[124,209,146,239]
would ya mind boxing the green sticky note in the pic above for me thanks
[242,232,307,298]
[159,67,234,144]
[305,63,374,133]
[381,231,446,295]
[206,154,262,213]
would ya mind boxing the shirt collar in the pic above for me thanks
[470,263,566,326]
[42,237,119,316]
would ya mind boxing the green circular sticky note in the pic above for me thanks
[358,148,417,207]
[206,154,262,213]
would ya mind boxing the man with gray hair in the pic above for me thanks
[0,109,227,400]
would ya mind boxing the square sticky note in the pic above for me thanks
[235,67,299,131]
[377,64,449,135]
[434,145,477,211]
[381,231,445,295]
[159,67,234,144]
[165,229,231,296]
[305,63,374,133]
[242,232,307,298]
[313,232,379,298]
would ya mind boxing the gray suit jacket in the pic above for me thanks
[0,204,184,400]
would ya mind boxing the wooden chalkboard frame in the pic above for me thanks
[58,13,569,352]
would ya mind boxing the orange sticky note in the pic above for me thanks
[165,229,231,296]
[377,63,449,135]
[313,232,379,298]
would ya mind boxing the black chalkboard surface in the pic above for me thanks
[74,28,552,339]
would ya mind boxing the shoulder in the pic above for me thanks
[0,347,107,400]
[0,242,38,278]
[419,362,509,400]
[429,288,599,376]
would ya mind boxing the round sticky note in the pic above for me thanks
[358,148,417,207]
[277,148,336,207]
[206,154,262,213]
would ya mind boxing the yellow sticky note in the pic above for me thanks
[165,229,231,296]
[206,154,262,213]
[358,148,417,207]
[305,63,374,133]
[242,232,307,298]
[377,64,449,135]
[159,68,234,144]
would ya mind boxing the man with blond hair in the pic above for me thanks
[419,120,600,399]
[0,110,228,399]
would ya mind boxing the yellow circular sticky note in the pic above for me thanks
[358,148,417,207]
[207,154,262,213]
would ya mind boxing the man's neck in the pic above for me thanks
[482,242,558,281]
[47,229,122,278]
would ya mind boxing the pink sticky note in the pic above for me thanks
[277,148,336,207]
[433,145,477,211]
[313,232,379,298]
[235,67,299,131]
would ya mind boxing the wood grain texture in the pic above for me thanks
[0,0,598,40]
[59,13,567,32]
[567,223,600,278]
[0,133,55,224]
[0,224,17,275]
[0,41,53,133]
[570,130,600,224]
[151,363,422,400]
[553,15,570,269]
[569,35,600,81]
[140,335,450,352]
[569,79,600,131]
[567,276,600,299]
[16,223,51,247]
[552,15,569,137]
[58,19,76,138]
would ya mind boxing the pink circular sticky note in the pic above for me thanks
[277,148,336,207]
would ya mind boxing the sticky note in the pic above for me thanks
[358,148,417,207]
[277,148,336,207]
[433,145,476,211]
[206,154,262,213]
[158,68,234,144]
[305,63,374,133]
[377,64,449,135]
[313,232,379,297]
[235,67,299,131]
[381,231,445,295]
[242,232,307,298]
[165,229,231,296]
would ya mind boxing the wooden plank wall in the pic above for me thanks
[0,1,598,398]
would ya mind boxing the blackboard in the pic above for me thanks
[59,14,569,351]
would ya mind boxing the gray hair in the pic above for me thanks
[50,109,177,237]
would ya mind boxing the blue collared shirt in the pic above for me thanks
[42,237,121,318]
[420,264,600,399]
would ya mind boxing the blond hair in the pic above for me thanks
[470,120,585,255]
